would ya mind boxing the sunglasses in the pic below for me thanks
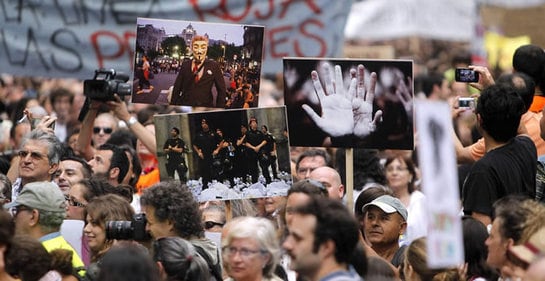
[18,150,47,161]
[93,127,113,134]
[204,221,224,230]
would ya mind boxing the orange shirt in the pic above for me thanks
[529,94,545,113]
[136,167,160,194]
[470,111,545,160]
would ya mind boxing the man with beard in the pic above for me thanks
[163,127,187,181]
[170,35,227,108]
[87,143,129,187]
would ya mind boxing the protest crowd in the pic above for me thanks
[2,3,545,281]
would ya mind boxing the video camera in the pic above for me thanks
[106,213,151,241]
[83,69,131,101]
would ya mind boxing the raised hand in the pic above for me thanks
[302,63,354,137]
[352,65,383,138]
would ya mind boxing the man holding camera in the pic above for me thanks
[170,35,227,108]
[461,83,536,227]
[140,181,222,280]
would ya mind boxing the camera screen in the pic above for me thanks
[456,69,478,82]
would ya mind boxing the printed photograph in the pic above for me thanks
[132,18,265,109]
[283,58,414,149]
[154,106,291,202]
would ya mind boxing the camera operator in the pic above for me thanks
[140,181,223,281]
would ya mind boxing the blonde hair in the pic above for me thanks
[404,238,463,281]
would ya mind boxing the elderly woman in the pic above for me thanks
[222,216,282,281]
[383,153,427,244]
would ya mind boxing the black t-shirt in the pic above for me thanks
[462,136,537,217]
[163,137,185,162]
[245,129,265,153]
[193,130,218,156]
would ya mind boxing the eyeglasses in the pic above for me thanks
[10,205,32,217]
[18,150,47,161]
[222,246,265,258]
[65,195,86,208]
[204,221,224,230]
[385,166,408,173]
[93,127,113,134]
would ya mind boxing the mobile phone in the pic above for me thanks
[458,97,476,109]
[455,68,479,83]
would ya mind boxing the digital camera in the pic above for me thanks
[458,97,476,109]
[106,213,150,241]
[455,68,479,83]
[83,69,131,101]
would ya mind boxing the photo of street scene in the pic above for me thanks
[132,18,265,108]
[154,106,291,202]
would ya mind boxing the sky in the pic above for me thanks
[137,17,247,46]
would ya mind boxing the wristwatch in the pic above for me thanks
[126,116,138,127]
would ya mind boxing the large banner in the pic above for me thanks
[0,0,352,79]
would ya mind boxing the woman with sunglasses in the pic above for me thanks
[222,216,283,281]
[153,236,210,281]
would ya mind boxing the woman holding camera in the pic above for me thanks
[82,194,134,280]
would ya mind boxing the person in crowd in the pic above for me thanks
[420,72,452,101]
[193,118,219,189]
[54,155,92,195]
[97,241,160,281]
[383,153,427,244]
[76,105,119,161]
[462,216,499,281]
[5,181,85,275]
[245,117,266,184]
[365,256,398,281]
[504,227,545,280]
[284,179,328,226]
[462,84,536,226]
[222,216,283,281]
[82,194,135,280]
[64,178,131,266]
[309,166,344,201]
[170,35,227,108]
[5,235,77,281]
[283,197,362,281]
[153,236,211,281]
[403,237,462,281]
[11,129,62,201]
[140,181,222,280]
[485,196,545,279]
[512,44,545,113]
[295,148,332,181]
[362,195,407,267]
[87,143,129,187]
[455,69,545,162]
[202,204,226,233]
[163,127,187,181]
[49,87,75,142]
[0,209,16,281]
[354,185,392,237]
